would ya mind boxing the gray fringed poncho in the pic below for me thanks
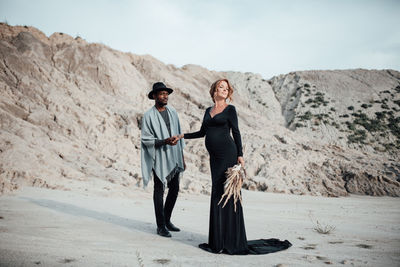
[141,105,185,187]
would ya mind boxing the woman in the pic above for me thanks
[178,79,291,255]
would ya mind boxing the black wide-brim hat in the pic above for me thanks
[148,82,173,99]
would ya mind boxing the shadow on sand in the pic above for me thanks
[21,197,207,248]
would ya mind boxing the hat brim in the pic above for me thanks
[148,88,173,99]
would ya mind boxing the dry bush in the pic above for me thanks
[308,210,336,234]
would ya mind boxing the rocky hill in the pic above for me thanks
[0,23,399,197]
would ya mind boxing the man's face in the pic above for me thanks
[154,90,169,106]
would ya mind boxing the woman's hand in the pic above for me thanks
[237,156,245,167]
[170,134,184,145]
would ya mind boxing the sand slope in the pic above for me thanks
[1,23,399,197]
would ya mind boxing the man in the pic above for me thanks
[141,82,185,237]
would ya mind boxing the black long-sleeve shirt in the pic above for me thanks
[184,105,243,157]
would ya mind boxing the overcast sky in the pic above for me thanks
[1,0,399,79]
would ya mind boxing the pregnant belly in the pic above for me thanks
[205,132,237,157]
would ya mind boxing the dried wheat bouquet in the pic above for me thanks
[218,164,246,212]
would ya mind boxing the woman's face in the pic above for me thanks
[215,81,229,100]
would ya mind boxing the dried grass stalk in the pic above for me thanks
[308,211,336,235]
[218,164,246,212]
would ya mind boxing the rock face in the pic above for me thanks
[0,23,399,197]
[270,70,400,151]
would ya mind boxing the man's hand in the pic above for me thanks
[165,134,183,146]
[164,137,176,146]
[171,135,179,145]
[171,134,184,145]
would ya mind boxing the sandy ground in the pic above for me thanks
[0,186,399,267]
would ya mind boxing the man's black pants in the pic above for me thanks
[153,170,180,228]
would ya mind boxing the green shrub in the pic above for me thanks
[315,114,325,120]
[382,143,392,151]
[345,121,356,131]
[348,106,354,110]
[381,104,389,109]
[387,117,400,139]
[298,111,313,121]
[332,122,340,129]
[303,92,329,108]
[375,112,386,120]
[347,129,367,144]
[352,112,368,119]
[356,118,386,132]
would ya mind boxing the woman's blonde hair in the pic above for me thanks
[209,79,234,103]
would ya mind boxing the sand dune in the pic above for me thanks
[1,23,399,198]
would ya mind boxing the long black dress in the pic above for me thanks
[184,105,292,255]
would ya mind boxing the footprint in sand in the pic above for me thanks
[356,243,373,249]
[328,240,344,244]
[302,255,332,264]
[316,256,333,265]
[153,258,171,265]
[59,258,76,264]
[301,243,317,250]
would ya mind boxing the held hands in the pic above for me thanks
[165,134,184,146]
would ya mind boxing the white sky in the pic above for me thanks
[1,0,399,79]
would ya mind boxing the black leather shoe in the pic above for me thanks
[166,221,180,232]
[157,227,171,237]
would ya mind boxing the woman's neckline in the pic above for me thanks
[209,104,230,119]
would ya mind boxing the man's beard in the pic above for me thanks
[156,100,167,106]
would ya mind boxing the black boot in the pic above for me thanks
[157,226,171,237]
[166,221,180,232]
